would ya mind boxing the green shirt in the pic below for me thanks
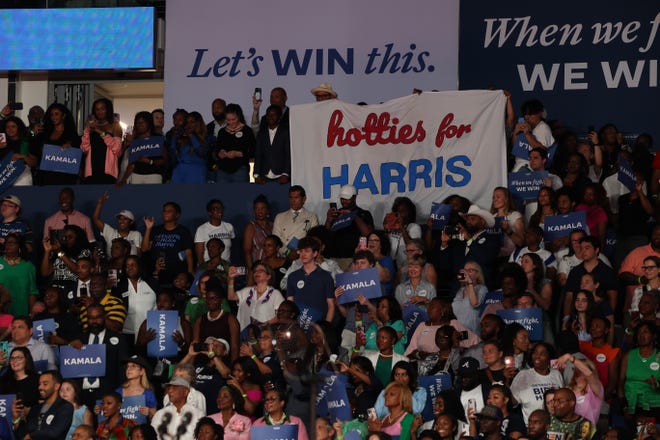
[0,258,38,316]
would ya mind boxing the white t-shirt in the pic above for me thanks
[235,286,285,330]
[510,368,564,423]
[122,279,157,337]
[513,120,555,171]
[194,221,235,261]
[102,224,143,256]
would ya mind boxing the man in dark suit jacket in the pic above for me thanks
[254,104,291,185]
[436,204,501,290]
[13,370,74,440]
[68,304,128,410]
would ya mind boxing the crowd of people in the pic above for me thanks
[0,84,658,440]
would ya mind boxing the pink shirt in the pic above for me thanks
[574,204,607,239]
[81,128,122,178]
[574,383,603,424]
[43,209,95,243]
[405,323,441,356]
[209,412,251,440]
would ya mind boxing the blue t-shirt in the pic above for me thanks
[378,256,396,297]
[286,265,334,318]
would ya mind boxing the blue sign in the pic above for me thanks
[512,133,533,160]
[480,291,504,316]
[345,431,363,440]
[459,1,660,156]
[546,143,558,169]
[603,228,617,260]
[316,372,352,422]
[39,144,82,174]
[402,303,429,342]
[0,156,26,194]
[486,216,504,235]
[0,394,14,425]
[430,203,452,230]
[251,424,298,440]
[331,210,357,231]
[34,360,48,374]
[618,154,636,192]
[419,374,453,422]
[33,318,56,343]
[128,136,164,163]
[336,267,382,305]
[286,237,299,250]
[146,310,179,358]
[298,305,323,333]
[60,344,107,378]
[508,171,548,201]
[120,394,147,424]
[497,307,543,341]
[543,211,587,241]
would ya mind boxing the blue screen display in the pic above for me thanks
[0,7,154,70]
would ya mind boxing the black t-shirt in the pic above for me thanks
[324,207,374,258]
[149,224,194,280]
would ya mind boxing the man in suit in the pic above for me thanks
[272,185,319,259]
[436,204,501,289]
[12,370,74,440]
[254,105,291,185]
[69,304,128,410]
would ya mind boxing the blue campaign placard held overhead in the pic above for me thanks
[617,154,636,192]
[335,267,382,304]
[40,145,83,174]
[129,136,165,163]
[60,344,107,378]
[430,203,452,230]
[146,310,179,358]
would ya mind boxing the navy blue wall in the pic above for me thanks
[6,183,291,264]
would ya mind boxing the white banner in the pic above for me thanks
[164,0,459,121]
[291,91,508,223]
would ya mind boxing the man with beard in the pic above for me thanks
[70,304,128,410]
[206,98,226,138]
[524,409,551,440]
[548,388,595,440]
[78,273,126,333]
[436,204,501,288]
[12,370,74,439]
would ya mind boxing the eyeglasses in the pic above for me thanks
[9,356,25,361]
[642,266,658,270]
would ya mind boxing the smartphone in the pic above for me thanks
[459,330,469,341]
[457,272,466,281]
[329,202,337,210]
[254,87,262,101]
[193,342,206,352]
[518,117,525,123]
[550,358,559,369]
[9,102,23,111]
[235,266,247,276]
[468,398,477,413]
[80,286,88,297]
[358,236,367,250]
[108,269,118,287]
[504,356,514,367]
[0,133,5,143]
[367,407,377,420]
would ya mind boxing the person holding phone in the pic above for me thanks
[81,98,122,184]
[0,347,39,408]
[227,262,284,331]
